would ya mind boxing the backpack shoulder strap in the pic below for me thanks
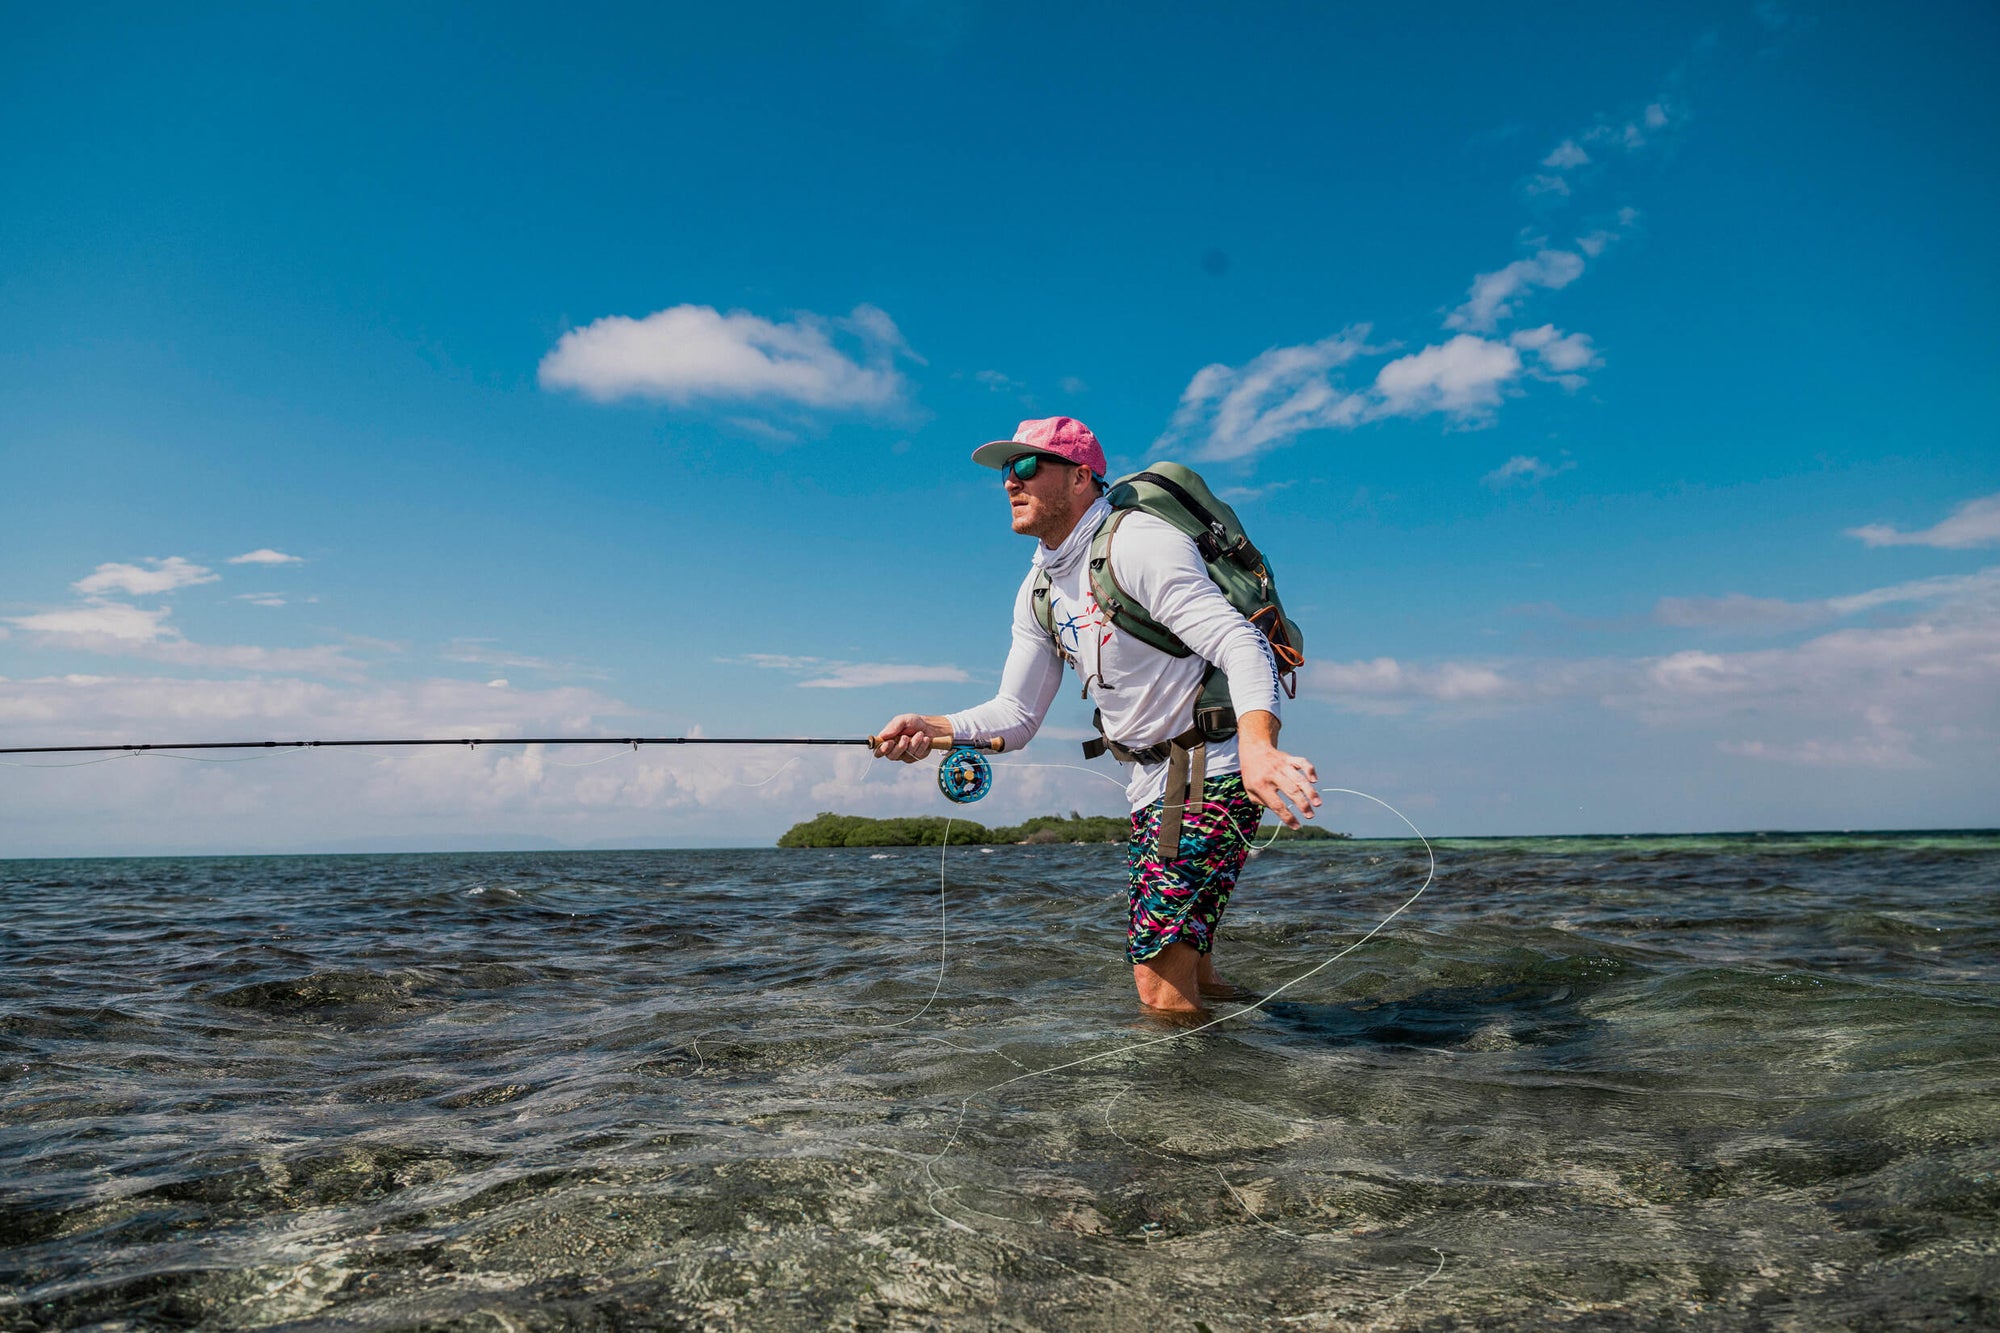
[1028,567,1059,655]
[1125,469,1264,571]
[1088,509,1193,660]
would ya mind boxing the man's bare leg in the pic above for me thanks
[1133,940,1206,1013]
[1196,949,1235,999]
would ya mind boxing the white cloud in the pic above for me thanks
[1509,324,1599,373]
[738,652,971,690]
[1507,323,1602,390]
[0,660,1140,853]
[1217,479,1296,504]
[73,557,218,597]
[1157,328,1568,460]
[974,369,1022,392]
[1483,454,1575,487]
[1583,105,1672,154]
[229,549,303,565]
[1311,657,1515,712]
[538,302,916,412]
[1654,568,2000,630]
[1542,139,1590,169]
[1154,83,1667,462]
[1652,593,1821,631]
[1301,567,2000,771]
[1059,376,1089,395]
[1718,735,1924,770]
[8,598,368,676]
[9,602,175,641]
[235,594,288,608]
[442,638,606,678]
[1155,330,1375,462]
[798,663,973,689]
[1371,335,1522,419]
[1847,493,2000,550]
[1525,88,1685,207]
[1445,250,1588,333]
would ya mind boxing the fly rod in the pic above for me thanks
[0,736,1000,757]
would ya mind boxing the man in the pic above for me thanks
[874,416,1322,1015]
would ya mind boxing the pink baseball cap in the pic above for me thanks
[970,416,1108,478]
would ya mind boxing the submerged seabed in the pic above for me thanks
[2,834,1997,1330]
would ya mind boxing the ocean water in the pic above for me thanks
[1,833,1996,1330]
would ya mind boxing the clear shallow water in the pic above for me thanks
[1,834,1996,1330]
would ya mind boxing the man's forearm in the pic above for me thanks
[1236,709,1281,751]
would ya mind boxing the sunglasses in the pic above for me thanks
[1002,452,1071,483]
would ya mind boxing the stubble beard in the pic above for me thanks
[1019,492,1085,547]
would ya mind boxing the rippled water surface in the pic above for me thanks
[3,833,1997,1329]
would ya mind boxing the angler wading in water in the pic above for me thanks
[874,416,1322,1015]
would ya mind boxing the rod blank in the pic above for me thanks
[0,734,1005,757]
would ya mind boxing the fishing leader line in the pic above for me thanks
[6,731,1437,1270]
[868,757,1436,1234]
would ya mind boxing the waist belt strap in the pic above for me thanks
[1150,726,1209,862]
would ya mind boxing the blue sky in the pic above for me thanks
[3,1,1996,853]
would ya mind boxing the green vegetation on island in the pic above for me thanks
[776,811,1348,848]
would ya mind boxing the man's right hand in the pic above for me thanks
[872,713,952,763]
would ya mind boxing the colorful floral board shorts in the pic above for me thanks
[1125,772,1264,964]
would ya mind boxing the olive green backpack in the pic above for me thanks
[1030,462,1304,757]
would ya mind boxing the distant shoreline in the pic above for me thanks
[4,828,1994,861]
[775,811,1350,848]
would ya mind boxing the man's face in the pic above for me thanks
[1004,454,1092,544]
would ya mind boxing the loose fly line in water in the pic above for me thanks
[4,732,1442,1299]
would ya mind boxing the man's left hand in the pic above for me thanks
[1235,710,1321,829]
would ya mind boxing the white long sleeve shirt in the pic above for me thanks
[947,498,1282,811]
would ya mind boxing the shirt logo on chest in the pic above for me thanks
[1053,593,1113,655]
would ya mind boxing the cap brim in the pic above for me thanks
[970,440,1026,469]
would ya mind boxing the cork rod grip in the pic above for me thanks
[866,734,1005,754]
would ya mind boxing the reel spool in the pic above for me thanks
[937,745,993,804]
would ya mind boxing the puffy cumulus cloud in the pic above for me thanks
[228,549,303,565]
[73,557,218,598]
[1848,493,2000,550]
[1508,324,1601,388]
[1445,250,1587,333]
[538,302,918,413]
[1371,335,1522,419]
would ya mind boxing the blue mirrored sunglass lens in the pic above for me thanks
[1006,454,1041,482]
